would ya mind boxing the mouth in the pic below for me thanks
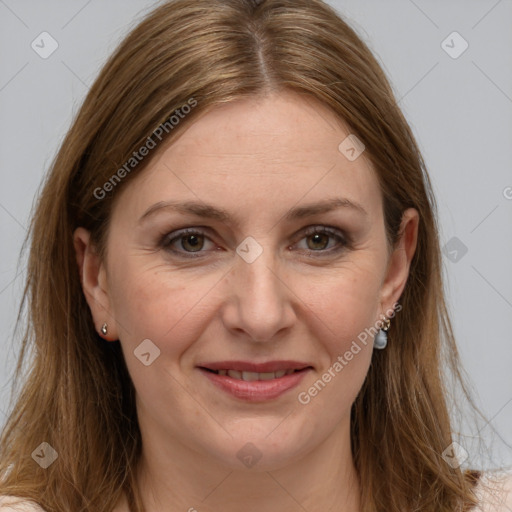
[197,361,313,401]
[200,367,308,381]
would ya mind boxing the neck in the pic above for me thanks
[135,417,361,512]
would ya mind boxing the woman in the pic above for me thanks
[0,0,510,510]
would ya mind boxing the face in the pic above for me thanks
[75,90,418,473]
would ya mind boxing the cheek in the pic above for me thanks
[297,262,382,392]
[108,264,219,402]
[107,254,214,355]
[299,279,377,415]
[306,264,382,342]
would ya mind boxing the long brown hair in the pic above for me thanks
[0,0,486,510]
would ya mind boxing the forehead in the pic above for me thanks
[169,91,357,163]
[113,91,383,224]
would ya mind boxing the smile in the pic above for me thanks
[203,368,302,381]
[197,363,312,402]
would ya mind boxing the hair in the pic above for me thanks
[0,0,488,510]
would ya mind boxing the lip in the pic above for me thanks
[198,365,312,402]
[198,360,311,373]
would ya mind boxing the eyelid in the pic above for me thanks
[300,225,347,241]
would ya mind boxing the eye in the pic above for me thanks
[160,225,349,259]
[294,226,348,255]
[161,228,216,258]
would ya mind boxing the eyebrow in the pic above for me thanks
[138,197,368,224]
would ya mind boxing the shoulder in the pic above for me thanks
[0,496,46,512]
[474,470,512,512]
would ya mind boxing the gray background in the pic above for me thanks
[1,0,511,469]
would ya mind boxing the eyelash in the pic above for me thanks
[159,225,350,259]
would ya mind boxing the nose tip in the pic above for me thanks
[221,245,296,342]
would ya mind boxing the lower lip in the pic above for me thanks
[198,367,311,402]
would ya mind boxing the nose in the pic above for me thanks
[220,245,296,343]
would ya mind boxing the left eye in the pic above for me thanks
[161,226,347,258]
[296,227,345,252]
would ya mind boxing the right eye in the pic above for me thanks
[160,228,217,258]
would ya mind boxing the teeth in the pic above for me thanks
[227,370,242,379]
[241,371,260,381]
[217,369,300,381]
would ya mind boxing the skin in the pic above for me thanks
[74,90,418,512]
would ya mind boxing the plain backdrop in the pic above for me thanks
[0,0,511,469]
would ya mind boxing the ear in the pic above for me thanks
[378,208,419,315]
[73,227,118,341]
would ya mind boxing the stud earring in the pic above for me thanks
[101,323,108,336]
[374,316,390,350]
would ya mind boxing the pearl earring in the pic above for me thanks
[101,323,108,336]
[374,316,390,349]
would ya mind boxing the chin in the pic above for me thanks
[197,419,319,471]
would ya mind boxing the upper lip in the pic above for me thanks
[198,360,312,373]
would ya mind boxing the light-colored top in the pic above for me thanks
[474,472,512,511]
[0,497,42,512]
[0,471,511,511]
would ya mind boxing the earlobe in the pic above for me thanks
[73,227,118,341]
[378,208,419,314]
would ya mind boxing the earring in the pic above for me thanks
[374,316,390,349]
[101,323,108,336]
